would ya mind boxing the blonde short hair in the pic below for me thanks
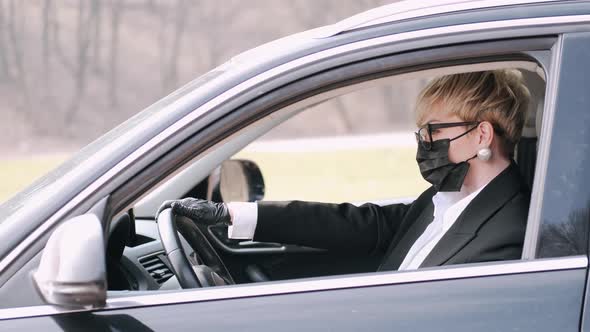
[415,69,531,155]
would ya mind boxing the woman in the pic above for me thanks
[160,69,532,271]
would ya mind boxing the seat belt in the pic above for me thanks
[516,136,537,190]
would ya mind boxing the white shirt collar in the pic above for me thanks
[432,183,488,232]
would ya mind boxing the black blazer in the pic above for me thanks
[253,162,530,271]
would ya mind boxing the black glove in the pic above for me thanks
[156,198,232,226]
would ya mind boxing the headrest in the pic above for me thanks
[520,70,546,139]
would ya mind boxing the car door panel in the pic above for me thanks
[201,221,383,283]
[0,267,584,331]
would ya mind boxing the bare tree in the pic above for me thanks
[157,0,188,93]
[7,0,32,117]
[42,0,52,90]
[0,2,11,81]
[64,0,99,123]
[91,0,103,73]
[156,0,168,93]
[109,0,124,108]
[51,2,74,75]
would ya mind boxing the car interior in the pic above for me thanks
[103,60,547,294]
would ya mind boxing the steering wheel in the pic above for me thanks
[156,208,235,288]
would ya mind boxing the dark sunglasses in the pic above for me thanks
[415,121,480,150]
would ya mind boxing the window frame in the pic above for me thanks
[112,41,565,298]
[127,55,553,261]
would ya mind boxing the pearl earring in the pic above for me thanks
[477,147,492,161]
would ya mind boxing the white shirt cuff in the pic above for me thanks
[227,202,258,239]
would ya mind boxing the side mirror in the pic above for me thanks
[32,214,107,308]
[219,159,265,202]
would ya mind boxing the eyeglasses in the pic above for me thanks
[415,121,480,150]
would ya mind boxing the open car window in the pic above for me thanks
[135,60,545,215]
[118,60,551,296]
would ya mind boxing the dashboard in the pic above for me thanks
[107,213,184,292]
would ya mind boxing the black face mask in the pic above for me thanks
[416,129,477,192]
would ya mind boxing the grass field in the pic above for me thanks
[0,147,427,204]
[0,154,69,203]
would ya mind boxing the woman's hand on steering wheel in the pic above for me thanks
[156,199,236,289]
[156,198,232,226]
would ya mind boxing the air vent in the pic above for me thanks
[139,253,173,284]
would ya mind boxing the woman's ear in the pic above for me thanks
[478,121,494,147]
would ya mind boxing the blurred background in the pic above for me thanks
[1,0,432,203]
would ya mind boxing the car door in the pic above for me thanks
[1,9,590,332]
[98,31,585,331]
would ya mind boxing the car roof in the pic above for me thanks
[318,0,561,37]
